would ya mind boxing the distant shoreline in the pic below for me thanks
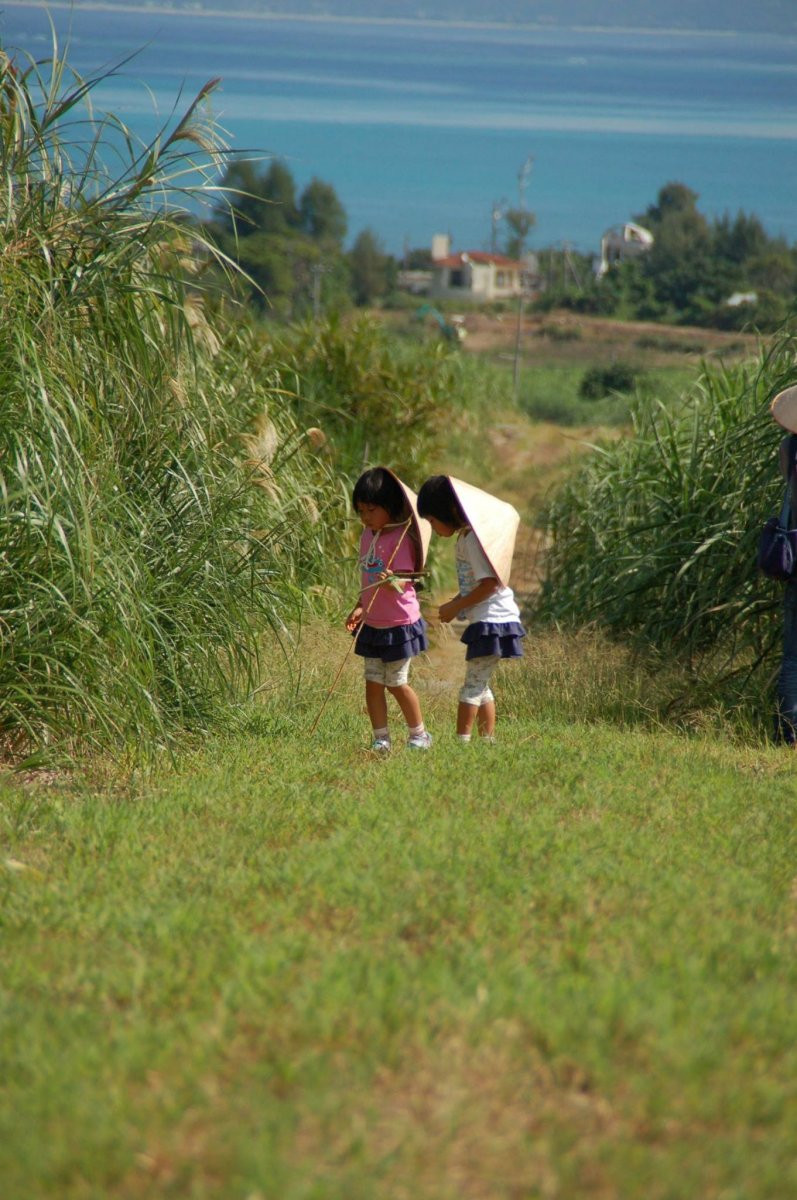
[6,0,784,40]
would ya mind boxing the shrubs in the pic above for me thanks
[536,327,797,702]
[0,41,474,760]
[579,360,644,399]
[270,315,459,480]
[0,45,342,758]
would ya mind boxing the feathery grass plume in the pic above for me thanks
[0,36,343,762]
[535,325,797,720]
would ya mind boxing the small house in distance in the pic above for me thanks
[594,222,653,277]
[429,234,537,303]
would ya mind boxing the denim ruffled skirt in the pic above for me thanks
[461,620,526,661]
[355,618,429,663]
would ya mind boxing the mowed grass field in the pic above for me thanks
[3,628,797,1200]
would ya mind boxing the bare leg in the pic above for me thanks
[457,701,479,736]
[477,700,496,737]
[387,683,423,729]
[365,680,388,730]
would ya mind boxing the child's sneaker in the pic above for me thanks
[370,736,391,753]
[407,730,433,750]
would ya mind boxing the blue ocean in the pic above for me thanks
[3,3,796,257]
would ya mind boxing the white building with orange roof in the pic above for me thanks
[429,234,536,303]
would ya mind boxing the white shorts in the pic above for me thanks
[363,656,411,687]
[459,654,501,706]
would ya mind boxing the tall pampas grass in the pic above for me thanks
[0,36,343,761]
[536,327,797,721]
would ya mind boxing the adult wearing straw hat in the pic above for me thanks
[417,474,526,743]
[770,384,797,744]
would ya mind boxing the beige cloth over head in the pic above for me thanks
[771,384,797,434]
[449,476,520,586]
[383,467,432,573]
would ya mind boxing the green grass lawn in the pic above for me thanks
[3,633,797,1199]
[517,364,697,427]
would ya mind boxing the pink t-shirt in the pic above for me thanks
[359,525,421,628]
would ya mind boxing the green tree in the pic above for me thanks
[255,160,299,234]
[208,160,349,316]
[349,229,389,306]
[713,211,768,265]
[299,177,347,246]
[212,160,263,236]
[572,180,797,329]
[213,159,299,238]
[636,181,700,229]
[747,246,797,294]
[234,232,318,317]
[404,246,433,269]
[504,207,535,260]
[634,182,720,316]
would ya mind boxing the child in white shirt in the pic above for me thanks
[417,475,525,742]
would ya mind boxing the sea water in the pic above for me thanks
[3,3,796,256]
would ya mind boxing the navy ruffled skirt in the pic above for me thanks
[461,620,526,661]
[355,618,429,663]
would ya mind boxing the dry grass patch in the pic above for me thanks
[289,1033,681,1200]
[458,311,757,370]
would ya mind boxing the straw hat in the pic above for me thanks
[449,476,520,586]
[383,467,432,571]
[771,384,797,433]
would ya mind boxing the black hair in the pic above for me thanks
[352,467,406,520]
[416,475,468,527]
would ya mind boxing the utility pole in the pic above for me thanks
[491,197,507,254]
[513,155,534,402]
[311,262,324,321]
[563,241,583,289]
[512,287,524,402]
[517,155,534,230]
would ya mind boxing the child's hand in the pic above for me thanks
[438,599,461,624]
[345,605,363,633]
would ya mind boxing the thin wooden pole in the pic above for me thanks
[512,290,524,404]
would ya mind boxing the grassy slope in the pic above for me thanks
[2,628,797,1200]
[3,317,795,1198]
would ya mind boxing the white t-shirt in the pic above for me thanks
[455,529,521,623]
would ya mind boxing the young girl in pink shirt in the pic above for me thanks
[345,467,432,752]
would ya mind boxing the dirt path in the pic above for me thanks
[419,409,580,700]
[440,413,594,610]
[405,307,756,706]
